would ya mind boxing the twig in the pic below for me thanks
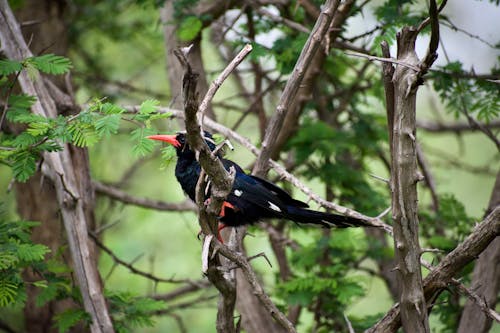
[253,0,341,176]
[152,280,212,302]
[89,231,199,285]
[420,259,500,323]
[417,119,500,133]
[198,44,253,127]
[345,51,420,71]
[93,180,197,212]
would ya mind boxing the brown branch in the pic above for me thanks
[93,180,196,212]
[451,280,500,324]
[253,0,341,176]
[89,231,198,285]
[211,238,298,333]
[457,171,500,333]
[152,280,212,302]
[367,207,500,332]
[417,119,500,133]
[0,2,114,332]
[390,26,429,333]
[199,44,252,125]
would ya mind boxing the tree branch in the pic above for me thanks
[367,207,500,332]
[417,119,500,133]
[93,180,196,212]
[253,0,340,176]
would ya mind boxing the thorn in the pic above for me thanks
[247,252,273,268]
[416,172,425,183]
[376,206,392,219]
[369,173,390,184]
[181,44,194,56]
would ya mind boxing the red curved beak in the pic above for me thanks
[146,134,181,148]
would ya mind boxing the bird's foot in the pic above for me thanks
[203,198,235,218]
[197,222,229,243]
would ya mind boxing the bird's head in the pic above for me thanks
[147,131,217,157]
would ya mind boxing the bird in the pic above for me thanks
[147,132,372,239]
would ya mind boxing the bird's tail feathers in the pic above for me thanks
[285,206,370,228]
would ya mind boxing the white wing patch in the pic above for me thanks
[268,201,281,212]
[234,189,243,197]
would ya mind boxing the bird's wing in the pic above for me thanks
[247,175,309,208]
[227,173,291,215]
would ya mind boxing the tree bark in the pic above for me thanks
[0,1,113,332]
[11,1,93,332]
[390,26,429,333]
[457,171,500,333]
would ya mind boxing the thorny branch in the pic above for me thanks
[367,207,500,333]
[174,44,296,333]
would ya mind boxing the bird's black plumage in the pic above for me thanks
[148,132,371,229]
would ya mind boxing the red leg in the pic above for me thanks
[217,223,227,243]
[219,201,235,217]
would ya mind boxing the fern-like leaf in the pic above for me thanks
[29,54,72,75]
[0,59,23,75]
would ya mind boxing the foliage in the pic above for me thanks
[106,291,167,333]
[431,61,500,122]
[0,212,49,307]
[0,55,172,181]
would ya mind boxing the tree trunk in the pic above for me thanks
[12,1,94,332]
[390,27,429,333]
[0,1,113,331]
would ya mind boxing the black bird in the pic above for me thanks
[148,132,371,238]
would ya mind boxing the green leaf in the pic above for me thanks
[29,54,72,75]
[11,150,37,182]
[17,243,50,262]
[0,278,18,306]
[36,282,59,307]
[0,253,19,270]
[139,99,160,114]
[95,114,121,137]
[0,59,23,75]
[6,94,37,122]
[27,121,51,136]
[68,122,99,147]
[177,16,202,41]
[101,102,125,114]
[131,127,156,156]
[54,308,88,333]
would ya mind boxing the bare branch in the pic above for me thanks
[417,119,500,133]
[253,0,341,176]
[367,207,500,332]
[89,231,199,284]
[199,44,253,125]
[152,280,212,302]
[93,180,196,212]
